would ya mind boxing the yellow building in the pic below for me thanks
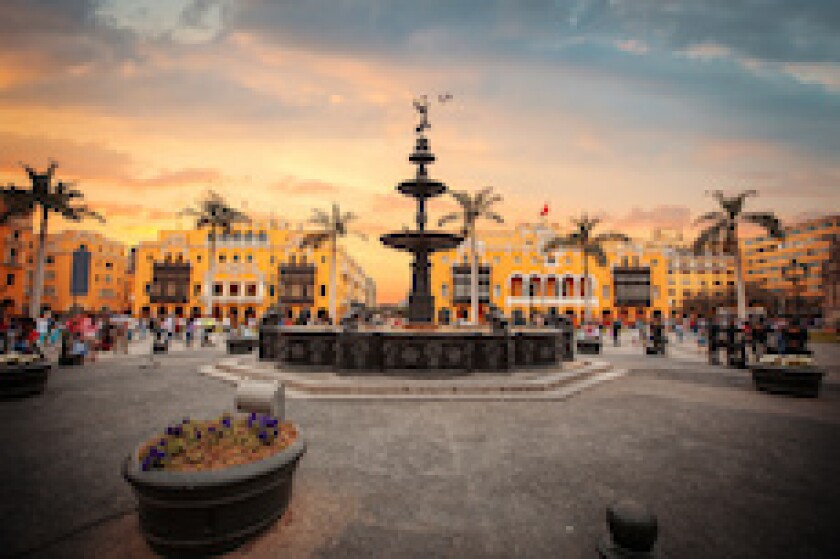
[430,223,670,325]
[41,231,131,314]
[662,249,735,316]
[743,214,840,316]
[131,220,373,324]
[0,208,35,316]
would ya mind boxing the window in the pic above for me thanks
[214,283,224,296]
[270,256,275,264]
[194,284,201,296]
[246,283,257,297]
[668,289,676,296]
[197,255,202,263]
[219,254,226,263]
[322,255,327,264]
[320,285,326,297]
[6,274,14,286]
[514,256,521,264]
[233,253,239,263]
[144,283,150,294]
[46,255,54,264]
[105,261,113,269]
[494,284,501,299]
[229,284,240,296]
[269,285,275,297]
[247,254,253,263]
[441,284,449,298]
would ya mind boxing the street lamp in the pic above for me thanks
[781,258,809,319]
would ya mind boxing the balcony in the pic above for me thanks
[150,261,191,304]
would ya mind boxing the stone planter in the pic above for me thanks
[751,365,824,398]
[123,431,306,556]
[0,361,51,399]
[227,336,258,355]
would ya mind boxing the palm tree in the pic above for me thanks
[693,190,783,320]
[438,187,504,325]
[1,161,104,318]
[178,191,250,318]
[543,214,629,323]
[300,203,366,324]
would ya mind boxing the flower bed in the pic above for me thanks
[137,412,297,472]
[751,354,824,398]
[124,412,305,556]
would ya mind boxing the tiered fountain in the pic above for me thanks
[259,98,574,373]
[380,96,464,324]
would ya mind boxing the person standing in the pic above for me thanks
[185,318,194,348]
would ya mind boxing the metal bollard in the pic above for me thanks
[598,499,658,558]
[235,380,285,420]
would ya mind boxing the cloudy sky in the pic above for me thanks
[1,0,838,302]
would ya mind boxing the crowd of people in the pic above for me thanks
[0,312,260,364]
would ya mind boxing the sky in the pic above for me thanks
[1,0,838,303]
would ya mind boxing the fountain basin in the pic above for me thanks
[259,325,575,373]
[380,231,464,253]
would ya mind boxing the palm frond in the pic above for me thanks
[308,208,331,226]
[694,211,725,225]
[484,211,505,224]
[583,244,608,267]
[593,232,630,243]
[543,234,577,253]
[299,232,330,249]
[438,212,461,227]
[449,190,471,209]
[742,212,784,239]
[692,221,727,255]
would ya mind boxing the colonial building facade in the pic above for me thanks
[131,221,374,324]
[430,224,672,324]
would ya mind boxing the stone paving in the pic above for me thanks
[1,339,839,558]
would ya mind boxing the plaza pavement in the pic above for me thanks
[1,337,839,558]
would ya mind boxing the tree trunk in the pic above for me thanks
[470,225,478,325]
[205,226,216,318]
[329,233,337,325]
[29,208,48,318]
[582,245,590,323]
[733,223,746,321]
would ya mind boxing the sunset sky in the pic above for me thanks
[1,1,838,302]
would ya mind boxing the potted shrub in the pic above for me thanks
[750,354,825,398]
[0,352,51,399]
[123,412,306,556]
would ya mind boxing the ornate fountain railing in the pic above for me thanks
[259,325,575,373]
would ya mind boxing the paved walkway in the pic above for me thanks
[1,344,839,558]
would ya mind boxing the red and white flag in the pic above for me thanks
[540,203,549,217]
